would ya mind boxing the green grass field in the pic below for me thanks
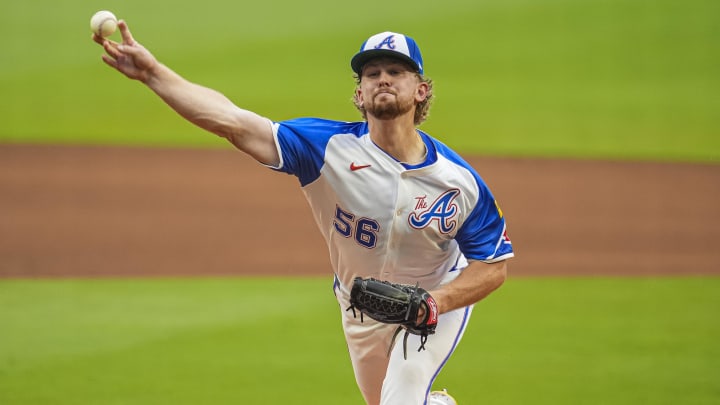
[1,277,718,404]
[1,0,719,161]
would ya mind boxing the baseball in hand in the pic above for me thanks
[90,10,118,37]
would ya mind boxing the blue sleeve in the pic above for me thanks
[432,139,513,261]
[274,118,367,187]
[456,180,513,261]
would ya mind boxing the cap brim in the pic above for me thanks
[351,50,420,75]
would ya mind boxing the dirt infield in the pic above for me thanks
[1,144,718,278]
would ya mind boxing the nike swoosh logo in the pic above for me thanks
[350,162,372,171]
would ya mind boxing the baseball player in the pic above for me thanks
[94,23,513,405]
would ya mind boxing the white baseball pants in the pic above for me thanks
[334,281,472,405]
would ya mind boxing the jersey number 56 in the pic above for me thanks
[333,205,380,249]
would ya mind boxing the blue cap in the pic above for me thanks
[351,32,424,75]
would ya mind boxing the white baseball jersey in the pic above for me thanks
[269,118,513,290]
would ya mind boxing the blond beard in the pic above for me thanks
[366,94,415,120]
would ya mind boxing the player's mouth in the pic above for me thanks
[374,89,396,100]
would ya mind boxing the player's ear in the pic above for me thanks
[415,81,429,103]
[355,87,365,106]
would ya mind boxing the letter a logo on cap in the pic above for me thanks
[351,31,425,75]
[374,35,397,50]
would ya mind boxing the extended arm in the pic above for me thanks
[93,21,279,166]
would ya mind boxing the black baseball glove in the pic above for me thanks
[346,277,438,359]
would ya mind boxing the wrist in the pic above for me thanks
[428,289,448,315]
[141,61,164,86]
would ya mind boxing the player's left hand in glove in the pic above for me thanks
[346,277,439,359]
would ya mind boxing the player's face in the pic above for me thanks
[356,58,428,121]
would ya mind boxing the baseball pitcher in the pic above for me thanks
[94,23,514,405]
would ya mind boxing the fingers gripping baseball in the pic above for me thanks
[94,20,158,82]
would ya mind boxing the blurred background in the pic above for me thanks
[1,0,718,160]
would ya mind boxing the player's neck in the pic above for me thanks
[368,118,426,164]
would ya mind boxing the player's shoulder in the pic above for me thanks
[421,131,473,170]
[421,130,494,191]
[278,117,368,139]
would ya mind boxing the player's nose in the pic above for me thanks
[377,71,392,86]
